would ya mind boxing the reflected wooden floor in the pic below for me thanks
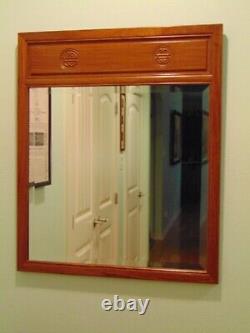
[149,205,205,270]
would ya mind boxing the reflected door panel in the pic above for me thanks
[126,87,142,266]
[124,86,150,267]
[93,87,118,265]
[66,87,95,263]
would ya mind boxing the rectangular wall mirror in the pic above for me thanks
[18,25,222,283]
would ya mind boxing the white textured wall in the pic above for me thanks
[0,1,250,332]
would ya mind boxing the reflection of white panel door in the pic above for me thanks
[125,87,146,266]
[93,87,118,265]
[125,86,150,267]
[66,87,118,264]
[66,87,95,263]
[126,93,140,266]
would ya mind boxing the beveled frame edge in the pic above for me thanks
[17,24,223,283]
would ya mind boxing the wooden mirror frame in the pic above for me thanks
[18,24,222,283]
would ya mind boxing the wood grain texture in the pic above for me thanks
[17,24,223,283]
[27,38,209,76]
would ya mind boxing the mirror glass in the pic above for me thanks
[29,84,209,270]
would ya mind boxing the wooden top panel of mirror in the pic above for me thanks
[28,38,208,75]
[19,25,221,85]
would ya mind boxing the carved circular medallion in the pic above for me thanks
[60,48,79,68]
[154,46,171,65]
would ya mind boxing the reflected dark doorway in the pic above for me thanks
[149,85,209,270]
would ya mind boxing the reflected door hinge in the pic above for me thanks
[114,192,118,204]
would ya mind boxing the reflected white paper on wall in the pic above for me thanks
[29,87,50,186]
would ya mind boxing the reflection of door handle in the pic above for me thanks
[94,216,108,227]
[138,191,144,198]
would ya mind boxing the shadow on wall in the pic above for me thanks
[15,270,222,302]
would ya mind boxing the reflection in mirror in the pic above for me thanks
[29,84,209,271]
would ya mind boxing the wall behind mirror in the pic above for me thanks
[29,84,209,271]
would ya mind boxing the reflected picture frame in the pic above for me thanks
[170,110,182,164]
[120,91,126,152]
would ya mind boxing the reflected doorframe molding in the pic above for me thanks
[18,24,223,283]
